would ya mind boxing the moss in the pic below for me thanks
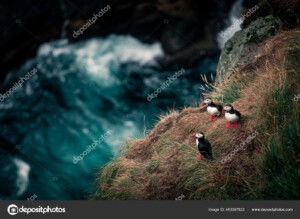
[217,15,282,80]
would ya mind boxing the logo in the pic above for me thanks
[7,204,18,215]
[7,204,66,215]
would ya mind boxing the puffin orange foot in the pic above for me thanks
[225,123,231,127]
[232,123,238,127]
[196,155,204,158]
[212,117,217,121]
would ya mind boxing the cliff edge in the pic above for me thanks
[93,7,300,200]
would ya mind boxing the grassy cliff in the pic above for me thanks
[92,7,300,199]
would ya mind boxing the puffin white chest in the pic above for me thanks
[196,139,199,146]
[207,106,220,116]
[225,112,239,122]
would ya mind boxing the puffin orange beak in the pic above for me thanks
[191,134,197,139]
[201,102,206,106]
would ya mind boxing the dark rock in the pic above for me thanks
[216,15,283,81]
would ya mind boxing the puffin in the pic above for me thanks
[192,132,213,159]
[202,98,223,121]
[224,104,241,127]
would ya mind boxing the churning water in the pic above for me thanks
[0,35,217,199]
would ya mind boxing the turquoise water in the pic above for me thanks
[0,35,217,200]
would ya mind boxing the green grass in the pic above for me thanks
[99,161,122,187]
[206,129,232,155]
[261,112,300,199]
[152,132,177,154]
[215,81,241,103]
[215,76,255,104]
[265,86,294,130]
[93,161,122,200]
[288,35,300,81]
[146,160,159,173]
[258,35,300,199]
[95,160,146,200]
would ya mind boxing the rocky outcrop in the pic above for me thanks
[216,15,282,81]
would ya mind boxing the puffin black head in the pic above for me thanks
[224,104,233,111]
[192,132,204,139]
[202,97,212,106]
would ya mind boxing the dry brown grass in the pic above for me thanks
[95,30,300,200]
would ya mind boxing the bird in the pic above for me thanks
[192,132,213,159]
[223,104,241,127]
[202,97,223,121]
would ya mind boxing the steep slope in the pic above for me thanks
[93,29,300,200]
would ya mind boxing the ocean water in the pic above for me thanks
[0,35,217,200]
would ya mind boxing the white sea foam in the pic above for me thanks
[37,35,164,87]
[75,35,164,86]
[217,0,244,49]
[105,120,141,155]
[38,39,69,56]
[13,158,30,196]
